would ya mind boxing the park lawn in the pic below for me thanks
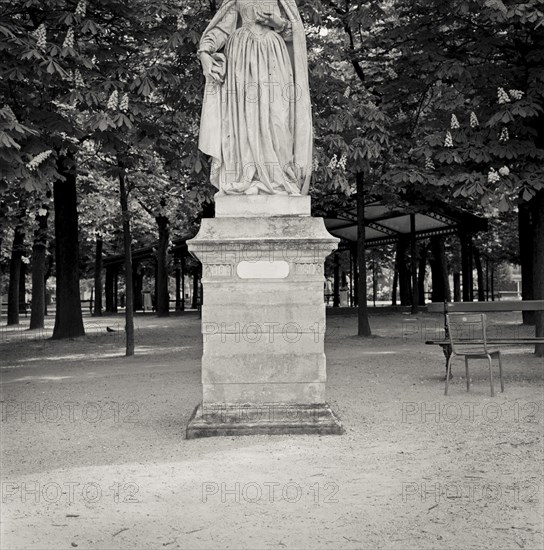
[0,311,542,550]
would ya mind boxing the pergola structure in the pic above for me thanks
[102,199,488,314]
[324,199,487,246]
[103,237,193,313]
[322,199,488,311]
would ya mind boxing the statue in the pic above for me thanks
[198,0,313,196]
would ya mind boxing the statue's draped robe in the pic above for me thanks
[198,0,313,195]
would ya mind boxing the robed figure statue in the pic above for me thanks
[198,0,313,196]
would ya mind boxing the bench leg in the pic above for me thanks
[465,357,470,392]
[445,355,454,396]
[442,345,453,379]
[498,352,504,393]
[487,354,495,397]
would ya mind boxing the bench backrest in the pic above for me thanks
[427,300,544,314]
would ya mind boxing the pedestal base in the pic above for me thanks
[186,402,344,439]
[186,197,343,438]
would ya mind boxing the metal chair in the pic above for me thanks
[444,313,504,397]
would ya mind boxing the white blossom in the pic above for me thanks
[508,89,524,100]
[27,150,53,171]
[328,154,338,170]
[74,69,84,87]
[344,86,351,98]
[499,127,509,142]
[63,28,74,49]
[487,168,500,183]
[177,15,186,30]
[338,153,347,170]
[497,87,511,104]
[38,208,48,217]
[499,166,510,176]
[107,90,119,110]
[444,131,453,148]
[470,111,479,128]
[425,157,435,171]
[75,0,87,17]
[21,256,30,265]
[119,93,129,111]
[33,24,47,51]
[450,114,460,129]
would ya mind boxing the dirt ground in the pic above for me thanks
[0,310,543,550]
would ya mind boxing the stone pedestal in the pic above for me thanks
[186,195,344,438]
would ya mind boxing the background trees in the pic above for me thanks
[1,0,209,349]
[2,1,542,352]
[298,0,543,342]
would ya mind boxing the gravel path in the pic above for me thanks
[1,311,542,550]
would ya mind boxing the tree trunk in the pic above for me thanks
[453,272,461,302]
[133,266,140,311]
[490,264,495,301]
[19,261,27,314]
[155,215,170,317]
[417,243,427,306]
[460,232,474,302]
[113,268,119,312]
[352,244,359,307]
[473,245,486,302]
[52,156,85,339]
[44,251,53,317]
[333,253,340,307]
[7,224,25,325]
[119,164,134,356]
[105,265,114,313]
[175,261,182,311]
[519,201,535,324]
[93,237,103,316]
[397,238,412,306]
[181,253,186,311]
[349,248,354,307]
[192,267,200,310]
[391,266,398,306]
[154,261,158,312]
[133,264,143,312]
[532,190,544,357]
[30,211,48,329]
[372,261,377,307]
[410,214,419,313]
[356,172,371,336]
[429,236,450,303]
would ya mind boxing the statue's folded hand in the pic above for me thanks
[199,51,226,83]
[255,9,287,32]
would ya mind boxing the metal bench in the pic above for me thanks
[425,301,544,381]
